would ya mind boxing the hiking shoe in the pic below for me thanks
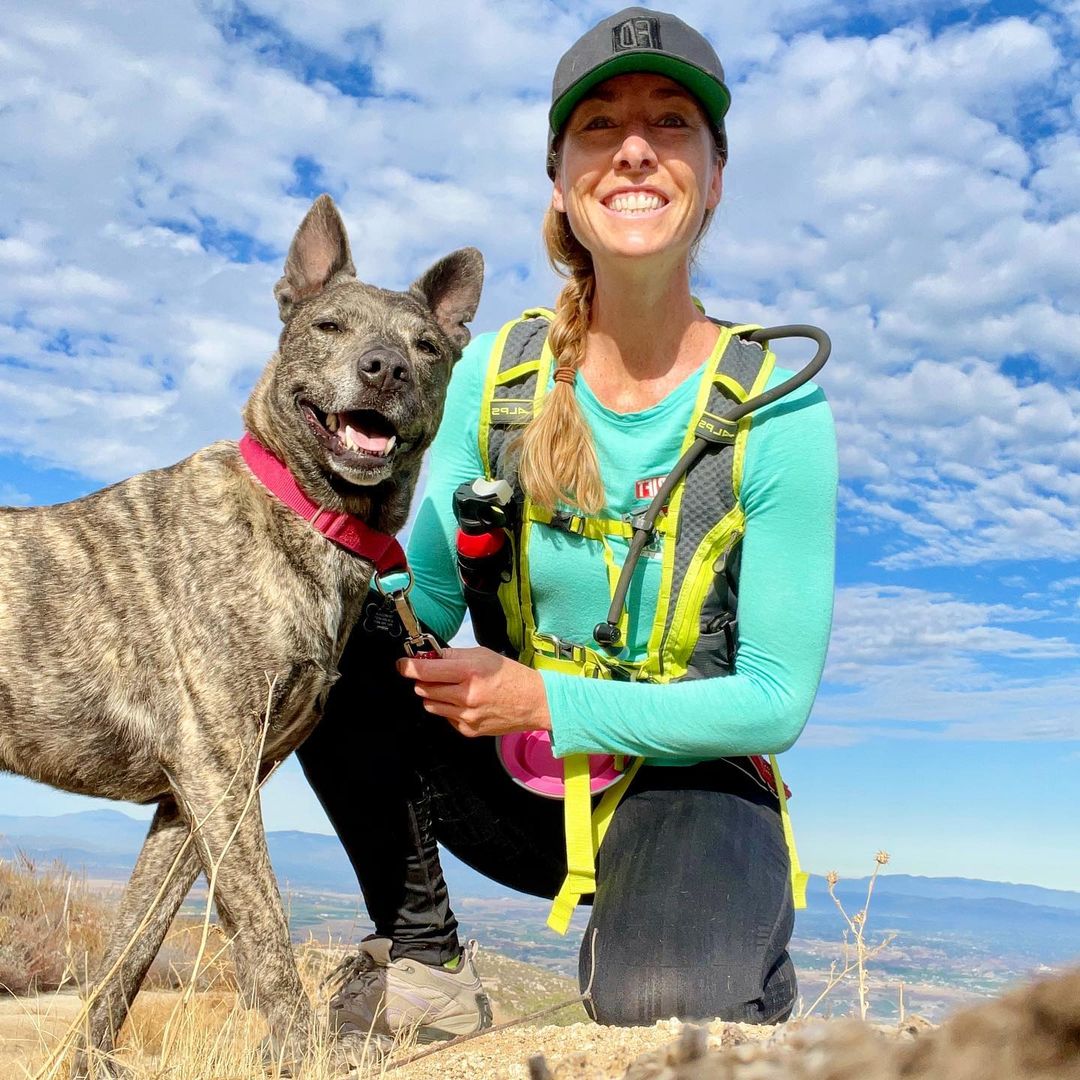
[326,937,493,1046]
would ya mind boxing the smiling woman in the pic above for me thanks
[298,6,838,1042]
[551,76,722,259]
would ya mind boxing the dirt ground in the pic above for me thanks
[390,1015,785,1079]
[0,989,83,1075]
[0,988,206,1077]
[0,988,782,1079]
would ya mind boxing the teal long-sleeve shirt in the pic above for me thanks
[406,327,838,766]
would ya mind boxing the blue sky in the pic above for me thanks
[1,0,1078,892]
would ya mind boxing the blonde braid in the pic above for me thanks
[516,206,605,514]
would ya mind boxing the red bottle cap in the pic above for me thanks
[456,529,506,558]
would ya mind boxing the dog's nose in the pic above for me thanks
[357,348,411,389]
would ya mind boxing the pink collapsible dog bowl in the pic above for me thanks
[496,730,628,799]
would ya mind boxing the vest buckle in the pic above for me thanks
[548,510,586,536]
[534,633,586,664]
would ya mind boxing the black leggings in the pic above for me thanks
[297,619,797,1025]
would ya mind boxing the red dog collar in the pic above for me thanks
[239,433,406,574]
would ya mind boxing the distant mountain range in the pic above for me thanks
[3,808,1080,967]
[0,808,511,899]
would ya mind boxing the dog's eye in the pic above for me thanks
[313,320,342,333]
[415,337,440,357]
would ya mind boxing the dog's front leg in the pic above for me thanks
[174,760,314,1071]
[73,798,201,1079]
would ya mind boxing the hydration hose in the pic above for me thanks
[592,324,831,650]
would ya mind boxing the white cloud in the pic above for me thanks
[0,483,32,506]
[0,0,1078,579]
[828,584,1074,669]
[809,584,1080,743]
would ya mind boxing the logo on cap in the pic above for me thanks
[612,16,661,52]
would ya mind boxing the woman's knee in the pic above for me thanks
[581,947,795,1026]
[578,784,798,1025]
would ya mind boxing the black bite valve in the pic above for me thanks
[593,621,622,648]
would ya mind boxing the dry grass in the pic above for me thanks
[0,853,109,996]
[0,853,239,996]
[1,933,401,1080]
[143,919,238,992]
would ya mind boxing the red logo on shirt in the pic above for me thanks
[634,475,666,501]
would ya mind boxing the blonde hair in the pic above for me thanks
[516,205,605,514]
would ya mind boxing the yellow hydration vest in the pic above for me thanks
[475,310,808,933]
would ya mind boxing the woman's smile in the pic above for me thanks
[601,187,670,216]
[552,73,722,263]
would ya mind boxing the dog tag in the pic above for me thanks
[362,599,403,637]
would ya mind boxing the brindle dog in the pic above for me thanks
[0,194,482,1076]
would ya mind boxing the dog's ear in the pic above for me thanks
[411,248,484,351]
[275,194,356,322]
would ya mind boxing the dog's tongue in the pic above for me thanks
[344,420,390,454]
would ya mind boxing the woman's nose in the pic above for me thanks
[614,131,656,172]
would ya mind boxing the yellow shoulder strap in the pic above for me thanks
[548,756,646,934]
[477,316,522,474]
[769,754,808,909]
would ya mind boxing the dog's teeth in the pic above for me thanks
[344,428,357,451]
[385,435,397,453]
[327,412,339,433]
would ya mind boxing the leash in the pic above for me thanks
[370,568,444,659]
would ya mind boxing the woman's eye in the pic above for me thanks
[314,320,341,333]
[656,113,690,127]
[582,115,616,130]
[416,337,440,356]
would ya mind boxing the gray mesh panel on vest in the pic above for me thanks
[489,317,548,481]
[499,318,548,377]
[665,334,767,661]
[686,542,741,679]
[669,443,736,617]
[719,335,767,396]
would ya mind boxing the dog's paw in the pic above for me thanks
[327,1029,393,1076]
[70,1048,131,1080]
[259,1031,315,1078]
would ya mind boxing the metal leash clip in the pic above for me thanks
[372,569,444,659]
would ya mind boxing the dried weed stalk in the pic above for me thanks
[805,851,896,1021]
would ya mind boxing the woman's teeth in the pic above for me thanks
[607,192,665,214]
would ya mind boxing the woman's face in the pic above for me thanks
[552,73,722,266]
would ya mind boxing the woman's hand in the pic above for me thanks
[396,646,552,737]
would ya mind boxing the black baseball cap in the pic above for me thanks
[547,7,731,177]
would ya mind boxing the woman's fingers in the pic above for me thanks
[397,656,468,683]
[412,679,468,707]
[395,645,551,736]
[397,646,488,683]
[417,696,482,736]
